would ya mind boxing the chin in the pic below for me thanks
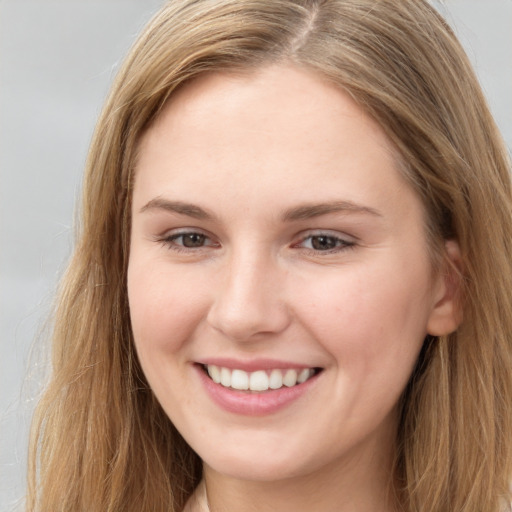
[198,438,326,483]
[205,456,308,483]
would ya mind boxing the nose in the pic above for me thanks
[206,250,291,342]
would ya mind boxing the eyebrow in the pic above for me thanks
[140,197,382,222]
[281,201,382,221]
[140,198,215,220]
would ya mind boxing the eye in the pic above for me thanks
[158,230,219,252]
[295,233,355,253]
[173,232,207,248]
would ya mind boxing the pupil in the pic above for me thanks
[312,236,336,250]
[183,233,205,247]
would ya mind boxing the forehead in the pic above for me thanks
[143,65,394,154]
[134,65,419,225]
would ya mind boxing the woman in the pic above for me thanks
[27,1,512,511]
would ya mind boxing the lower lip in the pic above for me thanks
[195,365,320,416]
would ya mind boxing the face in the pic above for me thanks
[128,65,455,484]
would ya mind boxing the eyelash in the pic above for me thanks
[157,230,355,255]
[157,231,219,253]
[294,233,356,254]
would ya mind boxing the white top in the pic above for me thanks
[182,480,209,512]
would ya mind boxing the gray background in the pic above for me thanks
[0,1,511,510]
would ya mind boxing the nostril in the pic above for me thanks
[206,267,291,341]
[206,301,291,341]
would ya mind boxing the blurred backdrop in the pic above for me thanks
[1,1,511,510]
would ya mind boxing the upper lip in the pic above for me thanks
[196,358,321,372]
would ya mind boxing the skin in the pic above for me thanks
[128,65,460,512]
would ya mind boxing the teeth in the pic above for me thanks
[207,365,221,384]
[220,367,231,387]
[205,365,316,391]
[297,368,310,384]
[269,369,283,390]
[283,369,298,387]
[231,369,249,390]
[249,370,269,391]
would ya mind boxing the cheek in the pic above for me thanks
[292,260,432,375]
[127,261,210,361]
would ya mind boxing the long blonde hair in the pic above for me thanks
[27,1,512,510]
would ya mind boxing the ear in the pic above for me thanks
[426,240,463,336]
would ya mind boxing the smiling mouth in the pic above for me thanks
[201,364,322,392]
